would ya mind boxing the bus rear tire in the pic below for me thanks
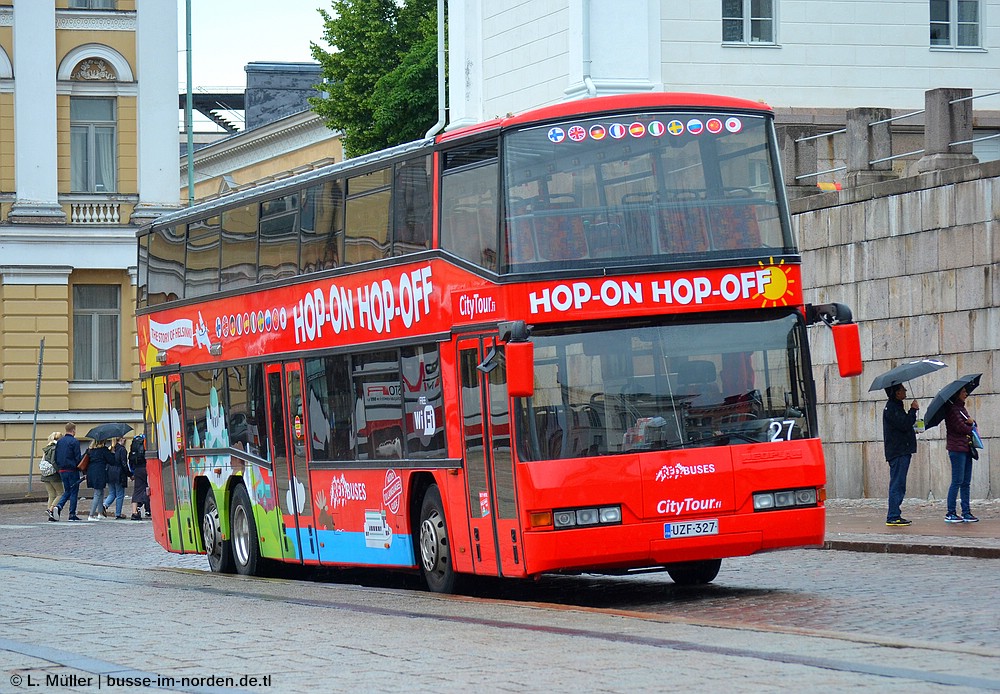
[231,484,261,577]
[418,485,457,593]
[666,559,721,586]
[203,490,234,574]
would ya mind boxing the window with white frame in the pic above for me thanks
[930,0,981,47]
[73,285,120,382]
[722,0,775,44]
[70,97,117,193]
[69,0,117,9]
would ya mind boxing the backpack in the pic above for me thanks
[39,457,56,477]
[128,438,146,470]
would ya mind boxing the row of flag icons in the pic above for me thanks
[215,307,287,339]
[548,116,743,143]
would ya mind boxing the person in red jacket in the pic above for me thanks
[944,387,978,523]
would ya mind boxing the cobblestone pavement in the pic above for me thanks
[2,497,1000,692]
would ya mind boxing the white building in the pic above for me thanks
[448,1,1000,140]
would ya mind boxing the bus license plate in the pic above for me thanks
[665,519,718,539]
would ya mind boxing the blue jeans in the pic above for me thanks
[947,451,973,515]
[89,486,107,517]
[55,470,81,517]
[887,454,911,521]
[104,480,125,516]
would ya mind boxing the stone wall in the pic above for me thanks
[793,159,1000,499]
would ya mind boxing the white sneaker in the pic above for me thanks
[88,514,100,521]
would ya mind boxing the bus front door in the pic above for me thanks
[457,337,525,579]
[264,362,315,563]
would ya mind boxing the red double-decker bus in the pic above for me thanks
[136,93,861,592]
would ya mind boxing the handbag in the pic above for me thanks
[77,452,90,472]
[970,425,984,450]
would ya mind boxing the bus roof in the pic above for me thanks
[438,92,773,142]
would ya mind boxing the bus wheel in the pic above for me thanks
[231,484,261,576]
[418,485,457,593]
[202,490,234,574]
[666,559,722,586]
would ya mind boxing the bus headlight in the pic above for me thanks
[550,505,622,530]
[753,488,819,512]
[553,510,576,528]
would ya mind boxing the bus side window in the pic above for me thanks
[441,159,498,271]
[393,157,432,255]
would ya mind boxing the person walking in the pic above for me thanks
[85,440,114,521]
[53,423,84,521]
[944,386,979,523]
[882,383,919,527]
[129,434,150,520]
[103,437,128,519]
[40,431,64,521]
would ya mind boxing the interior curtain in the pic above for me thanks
[95,127,116,192]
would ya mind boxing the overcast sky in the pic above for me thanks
[177,1,328,90]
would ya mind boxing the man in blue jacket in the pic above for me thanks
[882,385,919,527]
[53,422,83,521]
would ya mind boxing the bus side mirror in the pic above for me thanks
[506,341,534,398]
[831,323,862,377]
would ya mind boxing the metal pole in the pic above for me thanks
[185,0,194,205]
[27,338,44,494]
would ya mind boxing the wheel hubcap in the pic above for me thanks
[233,505,249,566]
[203,505,221,558]
[420,513,441,573]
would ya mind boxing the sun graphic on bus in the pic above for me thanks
[754,258,795,307]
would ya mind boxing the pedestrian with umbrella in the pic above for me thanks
[924,374,981,523]
[882,383,920,526]
[871,359,946,527]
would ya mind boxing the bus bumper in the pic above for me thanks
[520,505,824,575]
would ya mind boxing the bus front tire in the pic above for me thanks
[231,484,261,577]
[418,485,457,593]
[666,559,722,586]
[203,490,234,574]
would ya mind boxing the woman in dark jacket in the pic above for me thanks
[129,435,150,520]
[85,441,115,521]
[102,438,129,519]
[944,387,978,523]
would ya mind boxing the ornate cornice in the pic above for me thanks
[0,8,11,28]
[56,11,136,32]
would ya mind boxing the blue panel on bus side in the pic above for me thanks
[301,528,416,567]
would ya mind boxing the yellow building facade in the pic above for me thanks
[0,0,178,476]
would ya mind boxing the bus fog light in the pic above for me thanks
[553,511,576,528]
[753,493,775,510]
[795,489,817,505]
[774,491,796,507]
[599,506,621,524]
[576,508,599,525]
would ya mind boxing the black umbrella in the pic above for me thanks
[85,422,133,441]
[923,374,982,429]
[868,358,947,392]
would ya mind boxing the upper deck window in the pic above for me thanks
[501,111,790,274]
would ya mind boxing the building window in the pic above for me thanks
[73,285,120,382]
[930,0,981,47]
[69,0,116,9]
[722,0,775,44]
[70,97,117,193]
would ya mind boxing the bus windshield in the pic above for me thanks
[502,110,789,273]
[516,311,813,461]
